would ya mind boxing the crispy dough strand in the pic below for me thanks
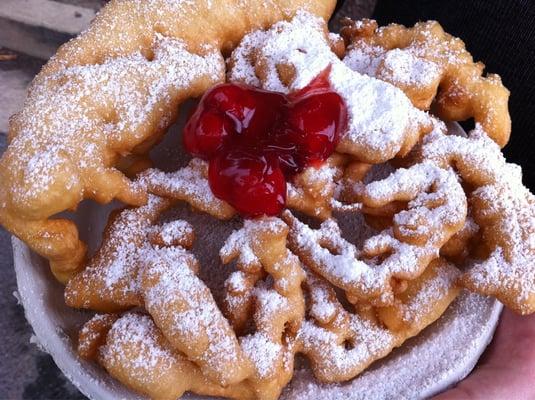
[220,217,306,398]
[141,246,253,386]
[342,19,510,147]
[283,159,466,305]
[298,259,460,382]
[65,194,175,312]
[139,158,236,220]
[91,313,254,400]
[421,125,535,314]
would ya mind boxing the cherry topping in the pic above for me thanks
[203,84,257,133]
[284,91,347,166]
[209,149,286,218]
[183,68,347,218]
[184,109,233,159]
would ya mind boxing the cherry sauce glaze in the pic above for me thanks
[184,68,348,217]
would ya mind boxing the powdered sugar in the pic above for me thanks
[228,11,431,163]
[284,158,466,305]
[139,158,235,219]
[401,262,460,324]
[65,194,172,309]
[99,313,177,381]
[361,160,466,237]
[153,220,193,245]
[241,333,283,379]
[220,218,287,268]
[283,292,501,399]
[342,19,468,94]
[298,163,339,197]
[343,42,385,77]
[142,246,247,382]
[219,217,304,382]
[3,35,223,212]
[421,125,535,313]
[293,257,461,383]
[345,45,441,87]
[297,272,394,380]
[380,49,441,86]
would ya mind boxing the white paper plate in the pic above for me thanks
[12,121,503,400]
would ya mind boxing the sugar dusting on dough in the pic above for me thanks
[140,159,225,211]
[345,45,441,87]
[99,313,177,382]
[4,35,223,209]
[65,194,171,306]
[228,11,430,160]
[48,10,532,399]
[142,246,245,375]
[422,125,535,313]
[294,259,459,380]
[284,292,498,399]
[284,157,466,304]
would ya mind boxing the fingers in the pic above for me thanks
[433,310,535,400]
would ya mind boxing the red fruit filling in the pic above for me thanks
[183,68,347,218]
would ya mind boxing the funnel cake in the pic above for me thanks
[65,150,468,399]
[78,216,306,400]
[297,258,460,383]
[77,213,461,399]
[228,13,432,164]
[420,126,535,314]
[79,313,254,400]
[65,158,232,312]
[3,3,535,400]
[283,157,467,306]
[0,0,336,282]
[341,19,511,147]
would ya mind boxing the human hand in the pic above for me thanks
[433,309,535,399]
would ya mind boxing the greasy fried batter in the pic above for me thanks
[80,313,254,400]
[228,12,432,164]
[220,218,305,398]
[286,154,352,220]
[420,126,535,314]
[284,158,466,305]
[0,0,336,282]
[12,5,535,400]
[64,195,175,312]
[139,159,236,220]
[342,19,511,147]
[297,258,460,382]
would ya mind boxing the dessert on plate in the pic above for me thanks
[1,1,534,399]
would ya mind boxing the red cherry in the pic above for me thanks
[209,149,286,218]
[240,90,287,143]
[286,91,347,165]
[290,65,332,99]
[182,67,347,218]
[183,108,233,159]
[203,84,256,133]
[265,128,300,175]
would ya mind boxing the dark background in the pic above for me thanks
[371,0,535,190]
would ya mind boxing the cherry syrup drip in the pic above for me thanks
[183,68,347,218]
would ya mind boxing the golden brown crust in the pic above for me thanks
[420,126,535,314]
[342,19,511,147]
[10,6,535,399]
[297,258,460,383]
[0,0,336,282]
